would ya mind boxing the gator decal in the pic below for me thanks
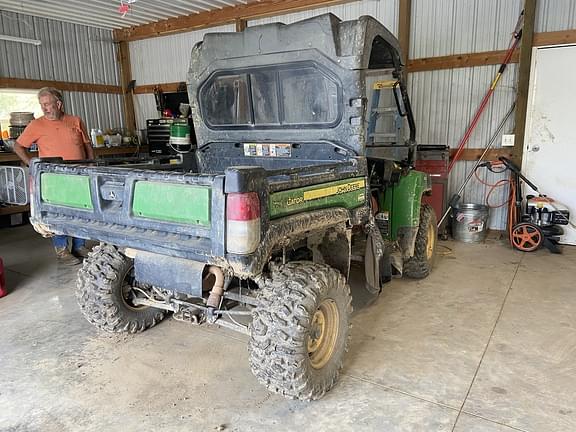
[269,178,366,219]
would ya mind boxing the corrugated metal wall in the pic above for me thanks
[126,1,573,230]
[411,0,523,57]
[0,11,123,131]
[409,0,523,229]
[536,0,576,32]
[129,24,234,130]
[249,0,399,33]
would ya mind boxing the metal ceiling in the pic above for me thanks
[0,0,251,30]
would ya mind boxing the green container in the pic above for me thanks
[170,122,191,145]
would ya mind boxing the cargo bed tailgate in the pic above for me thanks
[30,161,225,261]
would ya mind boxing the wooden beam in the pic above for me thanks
[113,0,358,42]
[407,29,575,73]
[408,50,520,72]
[133,82,185,95]
[236,18,248,32]
[512,0,537,167]
[117,41,136,134]
[398,0,412,67]
[0,77,121,94]
[533,29,576,46]
[449,148,514,162]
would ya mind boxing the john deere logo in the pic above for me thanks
[270,178,366,215]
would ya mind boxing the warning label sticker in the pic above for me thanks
[243,143,292,158]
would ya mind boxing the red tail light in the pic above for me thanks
[226,192,261,255]
[227,192,260,221]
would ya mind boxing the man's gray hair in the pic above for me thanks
[38,87,63,103]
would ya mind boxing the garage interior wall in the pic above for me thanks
[410,0,523,230]
[410,0,576,230]
[0,11,124,132]
[3,1,573,231]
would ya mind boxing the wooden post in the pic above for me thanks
[236,19,247,32]
[117,41,136,134]
[398,0,412,68]
[512,0,537,167]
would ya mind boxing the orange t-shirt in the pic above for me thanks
[17,114,90,160]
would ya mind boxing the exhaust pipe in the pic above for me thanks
[205,266,225,309]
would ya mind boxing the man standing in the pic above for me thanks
[13,87,94,266]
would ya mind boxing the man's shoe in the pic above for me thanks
[55,248,82,266]
[72,246,91,259]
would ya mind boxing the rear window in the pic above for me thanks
[200,63,341,129]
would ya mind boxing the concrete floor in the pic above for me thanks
[1,225,575,432]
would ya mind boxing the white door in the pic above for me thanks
[523,44,576,245]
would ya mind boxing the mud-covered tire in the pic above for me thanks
[404,203,437,279]
[249,262,352,401]
[76,244,165,333]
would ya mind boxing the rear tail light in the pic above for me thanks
[226,192,260,254]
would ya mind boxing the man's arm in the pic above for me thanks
[13,141,32,166]
[79,119,94,159]
[83,140,94,160]
[13,121,37,166]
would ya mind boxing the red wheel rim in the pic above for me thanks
[512,224,542,252]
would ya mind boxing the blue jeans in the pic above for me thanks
[52,235,85,251]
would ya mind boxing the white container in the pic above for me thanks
[90,128,98,147]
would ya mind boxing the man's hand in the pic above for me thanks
[13,141,32,166]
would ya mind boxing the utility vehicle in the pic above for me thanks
[29,14,437,400]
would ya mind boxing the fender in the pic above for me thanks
[381,170,431,258]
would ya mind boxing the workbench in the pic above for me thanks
[0,145,147,163]
[0,145,149,219]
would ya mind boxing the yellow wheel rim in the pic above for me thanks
[307,299,339,369]
[426,222,436,261]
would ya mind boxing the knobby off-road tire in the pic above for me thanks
[404,203,437,279]
[76,244,165,333]
[249,262,352,401]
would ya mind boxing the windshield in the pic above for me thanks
[200,63,341,129]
